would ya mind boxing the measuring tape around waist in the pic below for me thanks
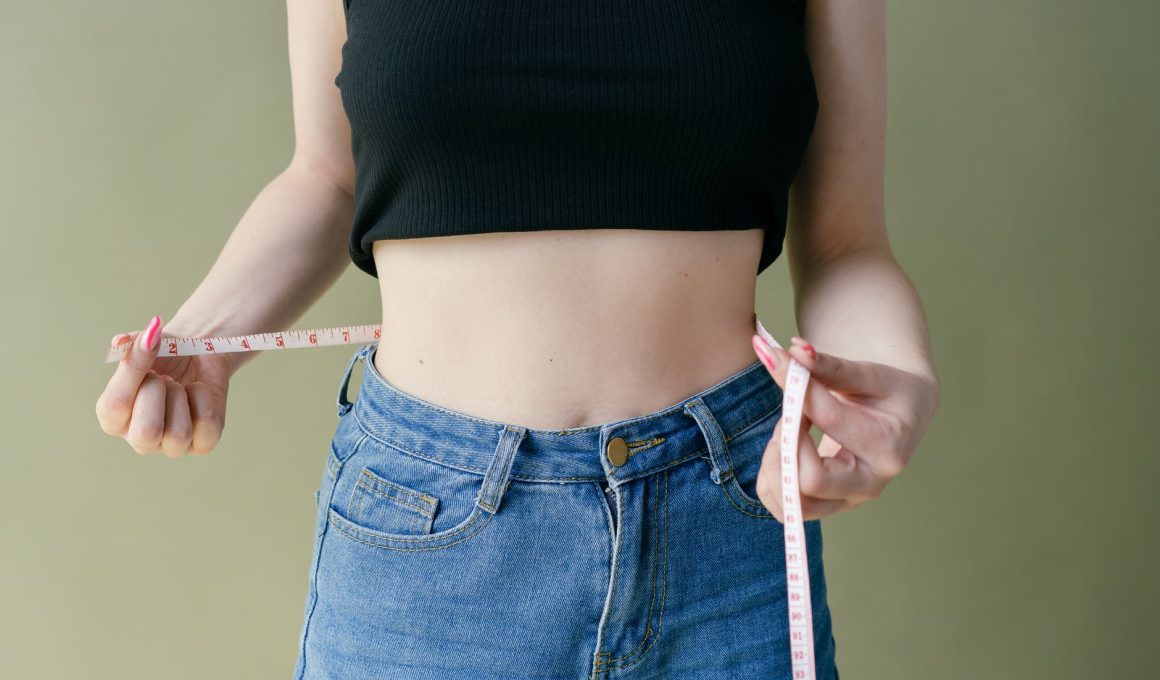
[103,317,817,677]
[103,323,384,364]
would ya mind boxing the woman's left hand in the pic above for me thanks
[750,334,940,521]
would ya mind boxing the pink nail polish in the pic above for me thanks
[751,335,777,370]
[139,315,161,351]
[791,336,816,359]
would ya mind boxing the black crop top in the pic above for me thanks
[335,0,817,278]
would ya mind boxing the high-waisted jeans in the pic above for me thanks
[294,341,839,679]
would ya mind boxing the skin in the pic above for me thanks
[96,0,939,521]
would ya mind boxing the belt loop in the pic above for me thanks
[476,425,525,515]
[683,398,736,486]
[336,343,372,417]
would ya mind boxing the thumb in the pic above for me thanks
[123,315,164,374]
[786,338,883,397]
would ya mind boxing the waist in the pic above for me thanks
[369,229,765,430]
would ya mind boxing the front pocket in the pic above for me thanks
[714,406,781,520]
[326,434,498,552]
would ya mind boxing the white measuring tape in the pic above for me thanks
[755,317,817,679]
[104,324,383,364]
[103,317,817,676]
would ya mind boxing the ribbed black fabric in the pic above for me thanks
[335,0,817,279]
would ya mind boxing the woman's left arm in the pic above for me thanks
[752,0,941,520]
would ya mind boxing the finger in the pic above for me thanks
[787,338,894,397]
[764,343,889,461]
[160,379,193,458]
[185,382,224,455]
[796,428,880,501]
[783,387,883,503]
[759,412,858,520]
[97,316,164,433]
[756,421,785,521]
[125,372,167,454]
[799,495,853,521]
[755,336,848,429]
[817,432,844,458]
[752,334,787,391]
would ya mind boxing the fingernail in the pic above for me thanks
[751,335,777,371]
[791,336,816,359]
[139,315,161,351]
[161,374,173,382]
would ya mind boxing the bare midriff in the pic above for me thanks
[370,228,767,431]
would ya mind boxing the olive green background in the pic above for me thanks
[2,1,1155,677]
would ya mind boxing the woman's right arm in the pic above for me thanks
[96,0,355,457]
[166,0,355,377]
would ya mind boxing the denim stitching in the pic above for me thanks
[477,428,514,515]
[327,506,492,552]
[600,478,657,663]
[592,650,612,678]
[410,509,431,535]
[354,477,437,522]
[693,398,779,453]
[722,480,776,519]
[352,405,778,485]
[604,468,663,666]
[297,431,369,676]
[723,464,773,511]
[607,468,669,671]
[593,484,624,670]
[727,476,771,510]
[353,418,606,482]
[719,407,781,518]
[611,398,780,486]
[725,403,782,443]
[356,470,438,516]
[625,436,666,454]
[593,481,617,543]
[349,481,366,528]
[329,504,483,543]
[477,480,512,514]
[477,433,503,513]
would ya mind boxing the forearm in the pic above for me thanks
[791,247,939,390]
[162,162,355,375]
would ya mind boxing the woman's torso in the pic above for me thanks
[370,228,765,431]
[343,0,817,429]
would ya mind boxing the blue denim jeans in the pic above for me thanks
[294,342,838,679]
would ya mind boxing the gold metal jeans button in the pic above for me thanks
[606,436,629,466]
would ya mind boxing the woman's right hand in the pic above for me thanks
[95,315,236,457]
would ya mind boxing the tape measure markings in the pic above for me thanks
[755,317,817,680]
[104,324,382,364]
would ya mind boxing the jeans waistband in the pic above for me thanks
[334,329,784,486]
